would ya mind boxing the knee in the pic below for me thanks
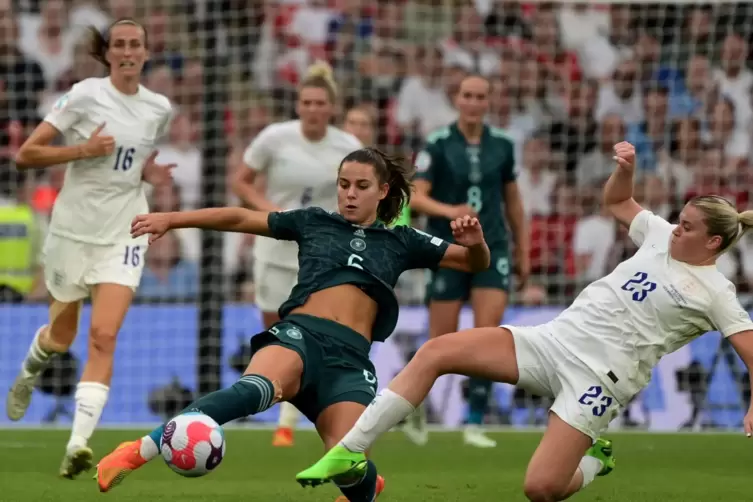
[523,475,567,502]
[413,338,452,375]
[89,324,119,356]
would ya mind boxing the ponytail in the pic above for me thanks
[299,60,338,103]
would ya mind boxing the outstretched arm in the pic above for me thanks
[439,216,491,273]
[604,141,644,228]
[131,207,272,243]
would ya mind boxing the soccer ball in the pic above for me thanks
[160,412,226,477]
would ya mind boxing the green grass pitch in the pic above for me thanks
[0,428,750,501]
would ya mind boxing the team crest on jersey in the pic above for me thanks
[415,151,431,173]
[350,238,366,252]
[286,328,302,340]
[53,93,69,111]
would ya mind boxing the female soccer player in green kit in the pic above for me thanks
[95,147,490,502]
[407,74,530,447]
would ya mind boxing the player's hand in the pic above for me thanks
[513,245,530,291]
[613,141,636,173]
[142,150,177,187]
[451,215,484,247]
[744,405,753,438]
[446,204,477,220]
[82,123,115,158]
[131,213,171,244]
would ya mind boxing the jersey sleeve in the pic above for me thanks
[708,283,753,337]
[266,208,310,241]
[628,209,674,247]
[414,141,442,184]
[500,138,517,184]
[156,104,175,140]
[243,125,278,173]
[401,226,450,271]
[43,82,91,133]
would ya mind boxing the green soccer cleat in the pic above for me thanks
[296,444,368,488]
[586,438,616,476]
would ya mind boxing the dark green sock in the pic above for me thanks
[334,460,379,502]
[147,375,276,448]
[467,378,492,425]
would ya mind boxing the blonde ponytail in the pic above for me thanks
[738,210,753,234]
[299,60,338,102]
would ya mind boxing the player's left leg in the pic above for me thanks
[522,413,614,501]
[297,327,519,484]
[60,283,133,478]
[464,287,508,448]
[314,402,385,502]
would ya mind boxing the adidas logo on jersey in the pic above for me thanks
[354,229,366,238]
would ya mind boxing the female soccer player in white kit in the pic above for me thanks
[298,141,753,501]
[6,19,174,479]
[231,61,361,447]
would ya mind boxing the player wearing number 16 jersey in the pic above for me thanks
[232,61,361,447]
[407,74,529,447]
[6,19,173,479]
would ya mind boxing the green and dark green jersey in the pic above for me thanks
[267,207,450,342]
[414,122,516,249]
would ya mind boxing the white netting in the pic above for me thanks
[0,0,750,431]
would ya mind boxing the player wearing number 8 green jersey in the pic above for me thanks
[96,147,491,502]
[408,75,530,448]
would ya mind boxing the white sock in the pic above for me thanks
[340,388,415,453]
[278,402,300,429]
[139,435,160,461]
[67,382,109,451]
[22,325,55,377]
[579,455,603,489]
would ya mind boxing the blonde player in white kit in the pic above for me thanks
[298,141,753,501]
[6,20,174,478]
[231,61,361,447]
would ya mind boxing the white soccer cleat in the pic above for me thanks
[401,406,429,446]
[60,445,94,479]
[5,371,37,421]
[463,425,497,448]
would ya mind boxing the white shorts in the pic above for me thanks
[253,261,298,313]
[506,324,622,440]
[43,234,147,303]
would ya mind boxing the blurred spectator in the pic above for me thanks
[483,0,530,41]
[0,8,45,145]
[706,96,749,170]
[137,230,199,302]
[596,57,643,124]
[557,4,609,55]
[17,0,79,87]
[626,83,670,172]
[342,104,375,146]
[144,64,176,104]
[288,0,338,46]
[487,75,535,161]
[516,135,556,218]
[576,114,625,188]
[526,3,580,83]
[548,80,597,175]
[669,54,714,119]
[395,46,458,139]
[657,117,703,200]
[713,33,752,130]
[176,58,203,126]
[156,113,201,210]
[142,6,184,73]
[440,3,500,76]
[577,4,635,80]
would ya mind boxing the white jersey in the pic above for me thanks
[551,210,753,404]
[243,120,362,268]
[44,77,173,245]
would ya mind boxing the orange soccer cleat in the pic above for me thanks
[94,439,148,492]
[272,426,295,447]
[334,475,385,502]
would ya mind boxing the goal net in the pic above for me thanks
[0,0,751,432]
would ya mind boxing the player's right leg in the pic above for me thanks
[296,326,519,482]
[95,341,304,492]
[7,299,82,421]
[522,414,615,501]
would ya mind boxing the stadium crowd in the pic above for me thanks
[3,0,753,306]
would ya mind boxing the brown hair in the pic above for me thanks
[87,18,147,68]
[339,148,414,224]
[299,60,337,102]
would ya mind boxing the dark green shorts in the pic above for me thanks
[427,248,511,301]
[249,314,377,423]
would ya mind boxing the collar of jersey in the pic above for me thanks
[335,213,385,229]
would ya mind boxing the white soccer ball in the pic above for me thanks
[160,412,226,477]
